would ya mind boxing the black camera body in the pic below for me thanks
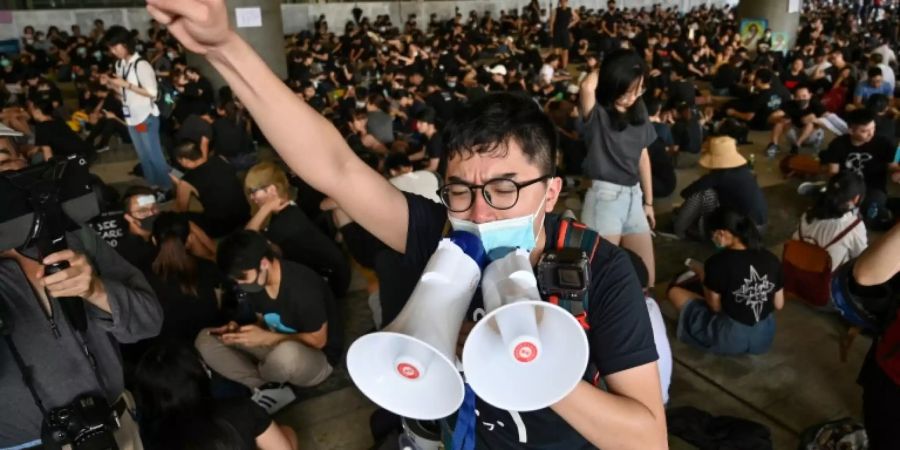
[537,248,591,315]
[41,394,120,450]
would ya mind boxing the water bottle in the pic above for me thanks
[748,153,756,170]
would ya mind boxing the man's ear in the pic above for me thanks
[544,176,563,213]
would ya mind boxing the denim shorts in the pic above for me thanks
[581,180,650,236]
[677,299,775,355]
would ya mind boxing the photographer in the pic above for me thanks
[0,227,162,448]
[149,2,665,447]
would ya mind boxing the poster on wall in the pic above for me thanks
[739,18,768,49]
[788,0,802,14]
[771,32,790,53]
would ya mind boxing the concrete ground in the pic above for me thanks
[88,126,885,449]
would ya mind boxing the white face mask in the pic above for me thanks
[447,188,548,261]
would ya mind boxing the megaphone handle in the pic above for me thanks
[451,385,477,450]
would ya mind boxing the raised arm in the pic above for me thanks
[579,70,598,119]
[146,0,410,253]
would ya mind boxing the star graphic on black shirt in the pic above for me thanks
[732,266,776,323]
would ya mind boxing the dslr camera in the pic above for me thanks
[41,394,120,450]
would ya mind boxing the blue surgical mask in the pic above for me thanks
[447,192,547,261]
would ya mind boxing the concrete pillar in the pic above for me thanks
[187,0,286,94]
[737,0,800,51]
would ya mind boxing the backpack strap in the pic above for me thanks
[824,217,863,249]
[548,217,601,331]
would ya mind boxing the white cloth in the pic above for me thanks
[645,298,672,404]
[793,211,868,271]
[539,64,555,85]
[878,64,895,91]
[389,170,441,203]
[873,44,897,68]
[115,53,159,126]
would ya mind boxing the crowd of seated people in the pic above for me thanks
[1,0,900,448]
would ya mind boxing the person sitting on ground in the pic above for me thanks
[793,171,868,272]
[724,68,789,156]
[244,162,350,298]
[820,108,900,229]
[851,66,894,110]
[118,185,217,271]
[646,98,677,198]
[781,84,827,154]
[866,94,898,145]
[134,343,298,450]
[668,209,784,355]
[196,231,342,414]
[671,101,704,168]
[171,139,250,238]
[409,107,442,171]
[674,136,768,239]
[213,98,257,170]
[27,93,92,162]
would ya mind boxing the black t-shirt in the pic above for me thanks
[425,132,444,160]
[820,135,894,192]
[143,398,271,450]
[781,71,808,91]
[265,204,350,294]
[704,249,783,327]
[748,88,786,127]
[182,156,250,229]
[712,64,739,90]
[649,123,677,198]
[34,119,91,158]
[177,114,213,146]
[212,398,271,449]
[672,118,703,154]
[212,116,253,157]
[681,166,768,226]
[114,233,156,272]
[246,260,342,365]
[784,99,826,128]
[402,194,657,449]
[145,258,225,343]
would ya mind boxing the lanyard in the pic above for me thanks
[120,59,138,102]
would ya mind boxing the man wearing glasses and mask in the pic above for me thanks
[146,0,666,447]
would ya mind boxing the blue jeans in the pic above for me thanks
[127,114,171,190]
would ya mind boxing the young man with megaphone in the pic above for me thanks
[144,1,666,448]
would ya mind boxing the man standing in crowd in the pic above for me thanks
[102,25,172,193]
[196,231,341,415]
[148,2,665,447]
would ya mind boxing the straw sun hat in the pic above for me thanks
[699,136,747,170]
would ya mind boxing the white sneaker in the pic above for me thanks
[252,383,296,415]
[798,181,826,196]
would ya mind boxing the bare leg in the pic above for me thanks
[561,48,569,70]
[279,425,299,450]
[667,286,701,311]
[621,232,656,288]
[795,122,816,146]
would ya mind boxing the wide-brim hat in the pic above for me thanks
[699,136,747,170]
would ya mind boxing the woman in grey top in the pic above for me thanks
[579,50,658,286]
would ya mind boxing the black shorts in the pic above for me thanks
[862,362,900,450]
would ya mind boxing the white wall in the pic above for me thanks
[1,0,736,42]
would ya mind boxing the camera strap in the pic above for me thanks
[547,217,600,330]
[3,333,50,417]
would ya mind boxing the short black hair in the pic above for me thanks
[645,98,662,116]
[867,66,883,79]
[385,152,413,172]
[173,140,203,161]
[103,25,134,53]
[847,108,876,127]
[416,107,437,125]
[755,69,774,84]
[438,92,557,177]
[216,230,277,278]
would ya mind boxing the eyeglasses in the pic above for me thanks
[438,175,551,212]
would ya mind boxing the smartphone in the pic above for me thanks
[169,168,184,180]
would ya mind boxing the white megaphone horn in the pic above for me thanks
[346,232,484,420]
[462,249,589,412]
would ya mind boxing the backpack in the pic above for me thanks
[782,217,862,307]
[131,58,176,119]
[779,154,821,178]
